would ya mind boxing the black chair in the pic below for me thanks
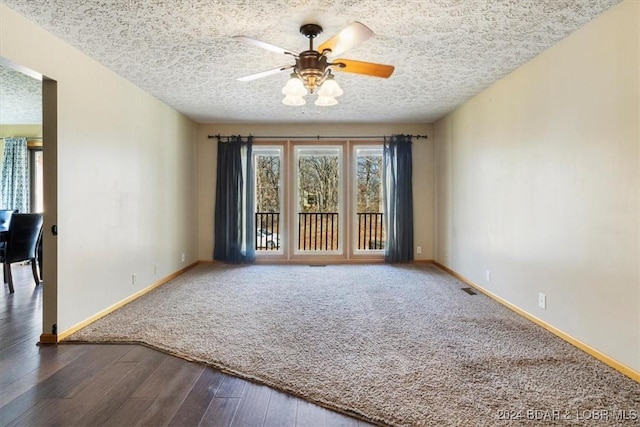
[36,226,43,282]
[0,209,17,254]
[0,209,15,232]
[1,213,43,293]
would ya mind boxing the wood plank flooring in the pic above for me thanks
[1,264,374,426]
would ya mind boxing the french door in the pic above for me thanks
[253,141,383,260]
[294,145,343,255]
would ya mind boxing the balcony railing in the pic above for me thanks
[357,212,385,250]
[256,212,280,250]
[254,212,384,251]
[298,212,338,251]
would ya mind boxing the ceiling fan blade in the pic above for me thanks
[332,59,395,78]
[233,36,297,57]
[237,65,294,82]
[317,22,374,56]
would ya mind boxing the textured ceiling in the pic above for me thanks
[0,63,42,125]
[0,0,621,125]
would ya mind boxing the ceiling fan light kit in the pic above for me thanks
[317,73,343,97]
[315,95,338,107]
[282,94,306,106]
[235,21,394,107]
[282,73,308,96]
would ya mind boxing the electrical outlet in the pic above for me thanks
[485,270,491,282]
[154,265,158,275]
[538,293,546,310]
[416,246,422,254]
[132,273,137,285]
[181,253,186,263]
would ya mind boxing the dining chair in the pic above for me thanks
[0,209,17,255]
[36,226,43,282]
[0,209,15,232]
[1,213,43,293]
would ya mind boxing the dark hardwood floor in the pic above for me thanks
[1,264,373,426]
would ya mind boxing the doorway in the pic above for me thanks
[0,57,58,342]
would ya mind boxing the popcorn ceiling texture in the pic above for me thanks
[1,0,621,124]
[0,65,42,125]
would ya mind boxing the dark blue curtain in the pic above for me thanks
[383,134,413,263]
[214,135,255,263]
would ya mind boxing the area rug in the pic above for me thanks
[66,263,640,426]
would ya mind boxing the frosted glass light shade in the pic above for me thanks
[282,75,307,97]
[315,96,338,106]
[318,77,343,97]
[283,95,306,106]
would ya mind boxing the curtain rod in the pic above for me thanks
[208,134,427,141]
[0,136,43,139]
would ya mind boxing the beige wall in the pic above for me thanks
[197,123,433,261]
[0,4,199,334]
[434,0,639,371]
[0,124,43,138]
[0,125,43,165]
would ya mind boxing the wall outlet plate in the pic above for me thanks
[538,293,547,309]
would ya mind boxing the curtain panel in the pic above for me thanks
[383,134,414,263]
[0,137,30,213]
[213,135,255,263]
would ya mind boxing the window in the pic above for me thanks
[294,145,343,255]
[253,140,383,260]
[30,147,43,213]
[353,145,384,253]
[254,146,283,253]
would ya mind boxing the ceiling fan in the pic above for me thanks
[234,22,395,106]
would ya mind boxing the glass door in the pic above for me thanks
[253,146,283,254]
[294,145,343,255]
[353,145,385,254]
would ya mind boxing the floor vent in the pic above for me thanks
[309,264,327,267]
[461,287,477,295]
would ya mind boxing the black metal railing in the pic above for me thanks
[357,212,385,250]
[255,212,280,250]
[254,212,384,251]
[298,212,339,251]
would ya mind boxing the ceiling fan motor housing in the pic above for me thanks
[296,51,329,93]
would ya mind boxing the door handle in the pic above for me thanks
[51,224,57,236]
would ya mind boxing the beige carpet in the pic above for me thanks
[66,263,640,426]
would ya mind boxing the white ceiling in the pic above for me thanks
[0,64,42,125]
[0,0,621,125]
